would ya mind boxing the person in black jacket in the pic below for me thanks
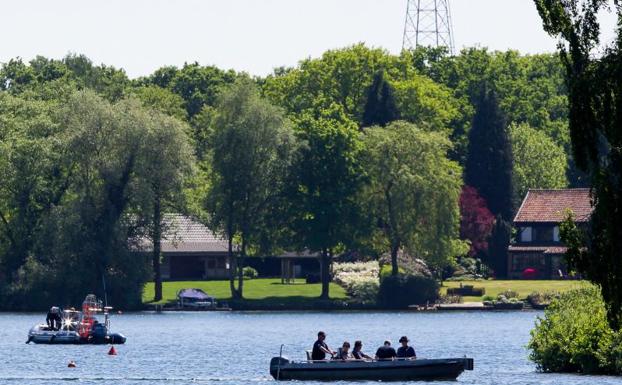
[311,331,335,360]
[375,340,397,360]
[46,306,62,330]
[396,336,416,359]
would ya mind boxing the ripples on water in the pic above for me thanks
[1,311,621,385]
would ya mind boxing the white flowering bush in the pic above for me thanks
[333,261,380,304]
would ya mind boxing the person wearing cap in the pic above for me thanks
[375,340,397,360]
[311,331,335,360]
[397,336,416,359]
[352,340,372,360]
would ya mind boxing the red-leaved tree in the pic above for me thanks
[460,185,495,258]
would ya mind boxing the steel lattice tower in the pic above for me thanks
[402,0,455,54]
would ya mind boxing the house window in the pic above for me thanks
[534,227,554,242]
[520,227,533,242]
[553,226,560,242]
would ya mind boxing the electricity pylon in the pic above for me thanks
[402,0,455,54]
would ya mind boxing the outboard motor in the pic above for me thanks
[270,357,290,380]
[90,322,108,344]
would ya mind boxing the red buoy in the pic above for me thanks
[108,346,117,355]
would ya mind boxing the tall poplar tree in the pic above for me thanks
[361,70,400,128]
[465,85,514,276]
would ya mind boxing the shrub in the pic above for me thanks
[242,266,258,279]
[438,295,463,304]
[378,274,439,308]
[527,291,559,308]
[333,261,380,303]
[498,289,519,299]
[528,286,616,374]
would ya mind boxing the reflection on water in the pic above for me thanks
[1,311,621,384]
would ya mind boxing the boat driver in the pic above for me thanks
[397,336,416,359]
[46,306,62,330]
[312,331,335,360]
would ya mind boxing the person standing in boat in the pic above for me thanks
[311,331,335,360]
[46,306,62,330]
[396,336,416,359]
[352,340,372,360]
[375,340,397,360]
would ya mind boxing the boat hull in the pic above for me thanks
[270,357,473,381]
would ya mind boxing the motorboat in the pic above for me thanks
[177,288,217,309]
[27,294,126,345]
[269,355,474,381]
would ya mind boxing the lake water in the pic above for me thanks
[2,311,621,384]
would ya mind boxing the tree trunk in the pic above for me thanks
[390,241,400,276]
[319,249,331,300]
[237,239,246,299]
[152,194,163,302]
[227,230,239,299]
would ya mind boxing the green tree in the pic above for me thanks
[510,123,568,202]
[361,70,399,127]
[206,80,298,299]
[361,121,465,276]
[409,47,570,165]
[139,63,238,118]
[287,106,365,299]
[136,109,195,302]
[465,85,513,276]
[131,85,187,121]
[0,93,69,282]
[535,0,622,328]
[465,85,514,220]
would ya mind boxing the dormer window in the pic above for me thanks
[534,227,554,242]
[520,227,532,242]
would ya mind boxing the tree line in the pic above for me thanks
[0,47,574,308]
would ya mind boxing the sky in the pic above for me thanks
[0,0,618,78]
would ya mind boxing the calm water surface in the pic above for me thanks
[1,311,621,385]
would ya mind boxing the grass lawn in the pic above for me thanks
[143,278,348,305]
[442,280,589,302]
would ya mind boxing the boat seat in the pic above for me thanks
[306,350,312,361]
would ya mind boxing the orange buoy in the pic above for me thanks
[108,346,117,355]
[68,361,76,368]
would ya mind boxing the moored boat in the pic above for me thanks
[27,294,126,345]
[270,356,474,381]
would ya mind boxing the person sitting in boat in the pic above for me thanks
[397,336,416,359]
[333,341,351,361]
[312,331,335,360]
[375,340,397,360]
[352,340,372,360]
[46,306,62,330]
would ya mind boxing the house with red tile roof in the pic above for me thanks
[507,188,593,279]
